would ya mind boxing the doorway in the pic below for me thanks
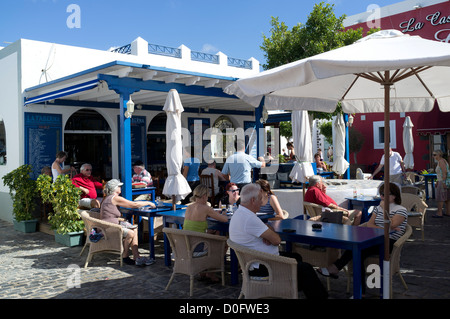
[64,109,112,180]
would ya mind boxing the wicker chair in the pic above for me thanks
[200,173,216,207]
[401,193,428,241]
[401,185,425,201]
[163,227,227,297]
[79,210,124,268]
[227,239,298,299]
[347,224,412,298]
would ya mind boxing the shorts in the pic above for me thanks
[79,198,93,209]
[436,182,450,202]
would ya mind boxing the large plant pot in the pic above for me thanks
[13,219,38,233]
[54,230,84,247]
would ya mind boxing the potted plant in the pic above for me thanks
[2,164,39,233]
[36,174,84,247]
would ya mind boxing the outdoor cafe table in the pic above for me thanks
[422,173,437,200]
[132,186,156,200]
[269,218,385,299]
[119,202,185,259]
[346,196,381,223]
[157,208,275,285]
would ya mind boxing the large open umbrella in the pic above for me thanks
[162,89,191,209]
[403,116,414,170]
[225,29,450,298]
[332,114,349,176]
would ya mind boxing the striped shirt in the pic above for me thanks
[372,203,408,241]
[259,194,275,214]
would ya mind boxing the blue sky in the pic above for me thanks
[0,0,397,66]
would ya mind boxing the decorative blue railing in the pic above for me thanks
[227,57,252,69]
[148,43,182,58]
[111,44,131,54]
[111,42,254,69]
[190,51,219,64]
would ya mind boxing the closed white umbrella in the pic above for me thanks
[332,114,349,175]
[162,89,191,209]
[403,116,414,169]
[289,110,314,183]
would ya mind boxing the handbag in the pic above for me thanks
[320,211,343,224]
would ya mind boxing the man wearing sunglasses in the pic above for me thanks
[72,163,103,209]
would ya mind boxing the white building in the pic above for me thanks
[0,37,262,222]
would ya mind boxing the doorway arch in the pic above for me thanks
[64,108,112,180]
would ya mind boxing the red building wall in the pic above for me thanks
[346,1,450,172]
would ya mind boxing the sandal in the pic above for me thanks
[316,267,339,279]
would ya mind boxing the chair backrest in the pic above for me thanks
[311,162,317,175]
[401,193,428,213]
[227,239,298,299]
[390,224,412,274]
[356,168,364,180]
[303,201,323,218]
[405,172,424,184]
[200,173,215,206]
[401,185,420,196]
[163,227,227,274]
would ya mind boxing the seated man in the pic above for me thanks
[304,175,362,225]
[201,159,229,197]
[229,183,328,299]
[72,163,103,209]
[132,160,153,187]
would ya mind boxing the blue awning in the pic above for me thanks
[24,79,99,106]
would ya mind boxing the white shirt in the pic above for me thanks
[229,205,279,256]
[380,151,403,175]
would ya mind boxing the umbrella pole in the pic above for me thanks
[383,71,392,299]
[172,195,176,211]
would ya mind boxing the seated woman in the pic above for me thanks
[183,184,228,282]
[218,182,241,208]
[100,179,156,267]
[314,153,328,172]
[256,179,288,219]
[317,182,408,296]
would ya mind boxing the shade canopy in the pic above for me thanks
[224,30,450,114]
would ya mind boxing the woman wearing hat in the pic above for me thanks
[100,179,156,266]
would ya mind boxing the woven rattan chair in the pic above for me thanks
[200,173,216,207]
[401,193,428,241]
[347,224,412,298]
[80,210,124,268]
[227,239,298,299]
[163,227,227,296]
[401,185,425,200]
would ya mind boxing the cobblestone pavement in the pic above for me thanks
[0,199,449,301]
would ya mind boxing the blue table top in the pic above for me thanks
[270,219,384,248]
[345,196,381,203]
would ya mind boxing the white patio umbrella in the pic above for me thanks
[162,89,191,209]
[332,114,349,175]
[225,29,450,298]
[289,110,314,183]
[403,116,414,169]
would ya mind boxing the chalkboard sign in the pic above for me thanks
[24,112,62,179]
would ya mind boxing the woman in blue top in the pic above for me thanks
[256,179,287,219]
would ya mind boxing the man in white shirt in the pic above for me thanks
[370,148,406,184]
[229,183,328,299]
